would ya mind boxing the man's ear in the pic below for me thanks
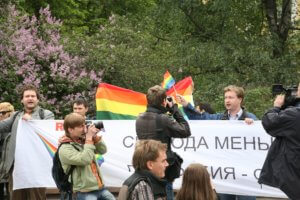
[239,98,243,104]
[146,160,153,170]
[68,127,73,135]
[162,99,167,107]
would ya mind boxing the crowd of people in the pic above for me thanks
[0,83,299,200]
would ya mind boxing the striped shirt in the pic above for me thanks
[131,180,166,200]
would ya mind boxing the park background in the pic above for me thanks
[1,0,300,119]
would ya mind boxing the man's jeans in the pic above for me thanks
[76,188,115,200]
[218,194,256,200]
[166,182,174,200]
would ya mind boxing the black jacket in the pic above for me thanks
[118,170,167,200]
[258,106,300,199]
[135,105,191,181]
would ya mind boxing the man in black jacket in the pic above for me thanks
[259,91,300,200]
[118,140,169,200]
[136,85,191,200]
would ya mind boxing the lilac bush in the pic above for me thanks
[0,5,102,118]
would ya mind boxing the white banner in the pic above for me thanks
[13,120,287,198]
[14,120,63,189]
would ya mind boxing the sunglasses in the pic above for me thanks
[0,111,12,115]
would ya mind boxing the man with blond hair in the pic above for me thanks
[178,85,257,124]
[118,140,169,200]
[178,85,257,200]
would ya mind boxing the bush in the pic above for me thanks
[0,5,102,118]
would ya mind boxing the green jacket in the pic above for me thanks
[59,139,107,192]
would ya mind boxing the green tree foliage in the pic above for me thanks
[62,14,177,93]
[1,0,300,118]
[15,0,156,34]
[145,0,300,117]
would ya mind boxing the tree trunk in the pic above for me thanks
[262,0,291,57]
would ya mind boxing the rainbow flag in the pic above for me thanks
[162,71,175,90]
[37,133,56,158]
[96,83,147,120]
[167,76,194,118]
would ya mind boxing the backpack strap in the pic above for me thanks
[58,142,80,195]
[68,143,79,191]
[10,111,20,130]
[39,108,45,119]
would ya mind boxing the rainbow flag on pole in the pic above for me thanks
[96,83,147,120]
[167,76,194,103]
[162,71,175,90]
[167,76,194,118]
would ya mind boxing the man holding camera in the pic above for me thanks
[59,113,115,200]
[258,85,300,199]
[136,85,191,200]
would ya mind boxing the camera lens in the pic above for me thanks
[167,97,173,102]
[94,121,104,130]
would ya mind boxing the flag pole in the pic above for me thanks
[170,85,179,104]
[172,85,178,95]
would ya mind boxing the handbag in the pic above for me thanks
[165,151,183,182]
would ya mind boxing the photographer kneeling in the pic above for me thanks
[258,85,300,200]
[59,113,115,200]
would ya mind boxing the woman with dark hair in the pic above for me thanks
[176,163,217,200]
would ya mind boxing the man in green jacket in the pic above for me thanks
[59,113,115,200]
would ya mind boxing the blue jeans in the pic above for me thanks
[76,188,115,200]
[218,194,256,200]
[166,182,174,200]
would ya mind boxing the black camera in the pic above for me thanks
[272,84,298,97]
[272,84,298,108]
[85,121,104,130]
[167,96,173,102]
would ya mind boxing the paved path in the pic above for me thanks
[45,188,288,200]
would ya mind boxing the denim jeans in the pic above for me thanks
[218,193,256,200]
[166,182,174,200]
[76,188,115,200]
